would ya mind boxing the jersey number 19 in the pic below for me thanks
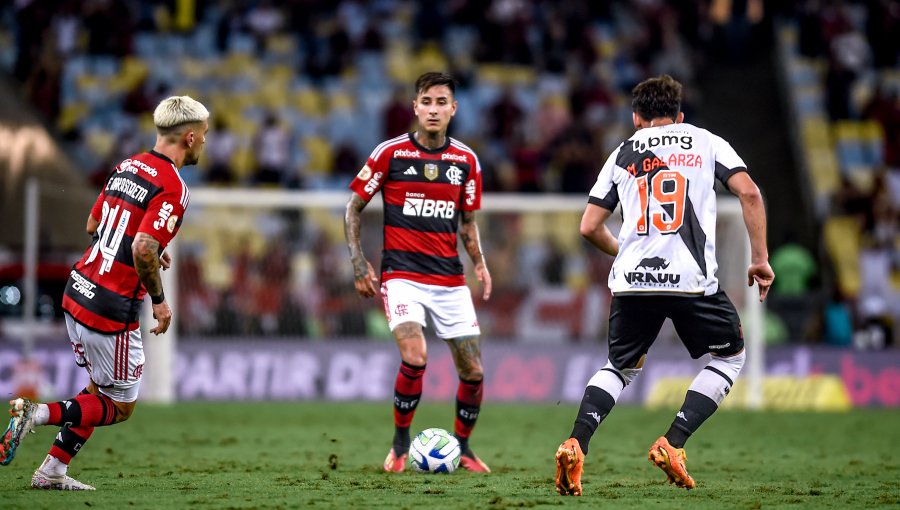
[636,170,686,235]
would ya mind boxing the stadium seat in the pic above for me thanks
[823,216,861,297]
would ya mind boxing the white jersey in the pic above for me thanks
[588,122,747,296]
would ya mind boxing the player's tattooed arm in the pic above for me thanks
[447,335,484,381]
[133,233,172,334]
[133,233,163,297]
[459,210,485,266]
[344,193,378,297]
[460,210,491,300]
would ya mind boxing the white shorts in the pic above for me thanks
[64,313,144,403]
[381,279,481,339]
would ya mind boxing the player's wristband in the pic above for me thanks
[151,291,165,305]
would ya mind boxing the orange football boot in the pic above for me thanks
[648,436,696,489]
[383,448,407,472]
[555,438,585,496]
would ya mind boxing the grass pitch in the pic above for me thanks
[2,402,898,509]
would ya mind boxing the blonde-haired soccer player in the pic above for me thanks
[0,96,209,490]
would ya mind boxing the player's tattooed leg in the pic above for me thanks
[446,336,483,381]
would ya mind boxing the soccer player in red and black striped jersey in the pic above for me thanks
[345,72,492,473]
[1,96,209,490]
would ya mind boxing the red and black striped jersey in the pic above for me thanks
[62,150,190,333]
[349,133,482,287]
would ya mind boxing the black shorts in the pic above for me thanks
[607,290,744,370]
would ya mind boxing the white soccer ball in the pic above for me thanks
[409,428,461,474]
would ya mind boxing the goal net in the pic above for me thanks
[149,189,762,405]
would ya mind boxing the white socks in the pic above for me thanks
[33,404,50,426]
[39,454,68,477]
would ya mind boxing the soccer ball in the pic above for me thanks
[409,428,461,473]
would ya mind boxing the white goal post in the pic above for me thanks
[148,190,763,407]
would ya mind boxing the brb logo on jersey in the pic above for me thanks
[403,192,456,219]
[625,256,680,287]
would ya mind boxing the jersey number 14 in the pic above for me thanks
[86,200,132,275]
[636,170,686,235]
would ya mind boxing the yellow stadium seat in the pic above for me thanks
[293,89,326,117]
[824,216,861,297]
[302,135,334,175]
[57,103,89,132]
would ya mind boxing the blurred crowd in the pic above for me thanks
[1,0,897,348]
[1,0,731,193]
[778,0,900,348]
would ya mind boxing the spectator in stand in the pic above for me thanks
[383,87,416,139]
[25,45,62,121]
[488,86,525,146]
[769,238,818,341]
[246,0,284,55]
[205,117,238,184]
[252,113,292,186]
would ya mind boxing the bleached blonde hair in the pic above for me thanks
[153,96,209,132]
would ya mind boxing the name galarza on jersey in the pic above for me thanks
[70,270,96,299]
[106,176,149,203]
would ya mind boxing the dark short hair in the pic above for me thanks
[631,75,682,121]
[415,72,457,97]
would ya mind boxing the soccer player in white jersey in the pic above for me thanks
[554,75,774,495]
[344,72,492,473]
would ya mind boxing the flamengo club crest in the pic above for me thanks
[424,163,439,181]
[446,165,463,185]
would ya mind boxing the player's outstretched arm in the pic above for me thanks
[132,232,172,334]
[580,204,618,256]
[344,193,378,298]
[726,172,774,301]
[460,210,491,301]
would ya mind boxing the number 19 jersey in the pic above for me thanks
[62,150,190,333]
[588,123,747,296]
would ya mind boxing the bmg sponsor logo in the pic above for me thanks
[632,134,693,153]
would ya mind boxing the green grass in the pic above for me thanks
[2,402,899,509]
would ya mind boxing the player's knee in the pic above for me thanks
[587,360,641,402]
[620,367,642,385]
[399,347,427,367]
[113,401,137,423]
[710,349,745,380]
[457,366,483,381]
